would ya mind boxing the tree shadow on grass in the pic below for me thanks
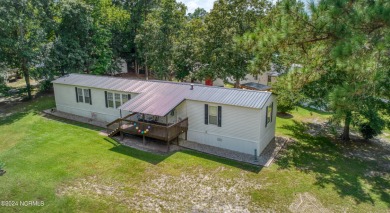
[106,137,262,173]
[42,110,262,172]
[107,138,170,165]
[277,120,390,207]
[0,110,33,126]
[277,112,294,119]
[0,95,55,126]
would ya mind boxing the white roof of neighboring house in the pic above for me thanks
[52,74,272,116]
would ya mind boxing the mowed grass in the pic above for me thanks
[0,95,389,212]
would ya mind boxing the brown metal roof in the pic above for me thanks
[52,74,272,116]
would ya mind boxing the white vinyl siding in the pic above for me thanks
[186,100,262,155]
[77,88,83,103]
[54,82,276,156]
[259,96,277,153]
[55,84,138,122]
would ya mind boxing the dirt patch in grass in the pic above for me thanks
[342,138,390,174]
[56,176,127,198]
[133,167,264,212]
[289,192,331,213]
[277,112,294,119]
[57,167,267,212]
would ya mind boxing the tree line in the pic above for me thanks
[0,0,389,140]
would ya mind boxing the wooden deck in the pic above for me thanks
[106,113,188,150]
[120,118,188,142]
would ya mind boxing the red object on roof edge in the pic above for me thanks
[205,78,213,86]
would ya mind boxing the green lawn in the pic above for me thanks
[0,95,389,212]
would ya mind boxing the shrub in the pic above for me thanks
[359,123,379,140]
[0,83,10,96]
[272,76,302,114]
[39,79,53,92]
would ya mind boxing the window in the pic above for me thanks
[267,76,272,85]
[266,102,273,126]
[115,93,121,108]
[77,88,83,103]
[209,106,218,125]
[84,89,90,104]
[205,104,222,127]
[107,92,114,108]
[106,92,129,108]
[121,94,129,105]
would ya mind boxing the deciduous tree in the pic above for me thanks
[135,0,186,80]
[202,0,270,87]
[0,0,50,99]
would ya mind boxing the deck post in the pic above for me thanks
[143,135,146,145]
[167,139,170,152]
[120,131,123,140]
[142,114,145,138]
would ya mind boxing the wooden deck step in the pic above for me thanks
[108,128,120,137]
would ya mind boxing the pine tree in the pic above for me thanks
[246,0,390,140]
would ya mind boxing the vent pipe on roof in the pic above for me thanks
[190,84,194,90]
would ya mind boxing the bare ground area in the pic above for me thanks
[294,120,390,177]
[309,122,390,175]
[289,192,331,213]
[57,167,267,212]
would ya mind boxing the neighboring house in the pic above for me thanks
[227,72,280,87]
[240,82,271,91]
[206,72,281,89]
[52,74,276,156]
[118,59,128,74]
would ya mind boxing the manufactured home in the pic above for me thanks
[207,72,280,89]
[52,74,276,156]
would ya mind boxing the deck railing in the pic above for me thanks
[106,114,188,142]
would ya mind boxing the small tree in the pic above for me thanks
[272,74,302,114]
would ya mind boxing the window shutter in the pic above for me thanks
[218,106,222,127]
[128,94,131,100]
[265,106,268,127]
[75,87,78,103]
[204,104,208,125]
[270,102,273,122]
[89,89,92,105]
[104,91,108,108]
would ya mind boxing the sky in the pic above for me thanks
[177,0,215,13]
[178,0,280,14]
